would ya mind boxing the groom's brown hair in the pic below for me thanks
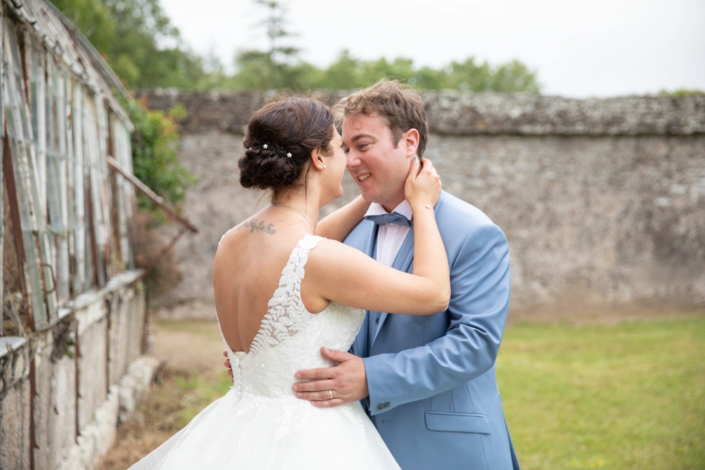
[336,79,429,157]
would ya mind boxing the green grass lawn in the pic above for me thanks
[127,317,705,469]
[496,317,705,470]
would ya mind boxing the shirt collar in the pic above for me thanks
[364,200,413,220]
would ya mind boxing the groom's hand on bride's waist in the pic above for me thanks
[292,347,369,408]
[223,349,234,382]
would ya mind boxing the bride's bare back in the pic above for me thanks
[213,213,328,353]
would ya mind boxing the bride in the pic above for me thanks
[130,96,448,469]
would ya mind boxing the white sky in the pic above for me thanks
[160,0,705,97]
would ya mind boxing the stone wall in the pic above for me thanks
[144,90,705,316]
[0,271,158,470]
[145,89,705,136]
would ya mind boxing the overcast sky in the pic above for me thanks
[160,0,705,97]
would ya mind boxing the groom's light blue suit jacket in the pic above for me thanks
[345,191,520,470]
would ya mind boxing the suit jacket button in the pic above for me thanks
[376,404,384,411]
[383,402,390,408]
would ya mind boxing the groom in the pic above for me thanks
[292,80,520,470]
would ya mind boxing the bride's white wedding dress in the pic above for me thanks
[130,235,400,469]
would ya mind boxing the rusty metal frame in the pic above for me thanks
[0,1,4,338]
[4,15,63,332]
[107,113,123,270]
[106,155,198,280]
[16,22,30,106]
[30,354,37,470]
[104,296,111,396]
[74,319,81,443]
[108,165,122,266]
[85,173,101,287]
[33,234,52,320]
[41,263,57,294]
[2,127,33,330]
[106,156,198,233]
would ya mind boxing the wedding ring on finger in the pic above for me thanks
[328,389,333,400]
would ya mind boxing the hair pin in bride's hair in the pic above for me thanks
[263,144,268,149]
[287,153,292,158]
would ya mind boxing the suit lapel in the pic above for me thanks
[370,192,447,351]
[348,221,379,358]
[363,221,379,259]
[372,227,415,346]
[365,224,380,356]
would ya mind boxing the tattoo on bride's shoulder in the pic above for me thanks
[237,218,276,235]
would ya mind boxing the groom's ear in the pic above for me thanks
[402,128,420,158]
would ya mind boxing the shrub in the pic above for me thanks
[119,96,195,223]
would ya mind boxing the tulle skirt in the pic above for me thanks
[129,388,400,469]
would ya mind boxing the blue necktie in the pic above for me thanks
[364,212,411,227]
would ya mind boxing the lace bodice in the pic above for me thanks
[131,234,400,469]
[222,235,365,399]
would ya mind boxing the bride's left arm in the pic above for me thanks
[315,196,370,241]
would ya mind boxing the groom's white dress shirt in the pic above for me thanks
[364,200,413,267]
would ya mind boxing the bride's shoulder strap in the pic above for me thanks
[289,234,325,276]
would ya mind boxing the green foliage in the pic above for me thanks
[224,49,541,93]
[50,0,115,52]
[224,0,307,90]
[220,1,541,92]
[491,60,542,93]
[51,0,541,93]
[51,0,207,90]
[659,89,705,97]
[229,49,305,90]
[118,96,195,220]
[497,317,705,469]
[313,53,417,90]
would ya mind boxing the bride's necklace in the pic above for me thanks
[271,203,314,233]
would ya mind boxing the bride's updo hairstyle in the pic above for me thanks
[239,97,334,192]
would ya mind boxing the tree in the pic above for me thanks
[255,0,299,63]
[319,50,364,89]
[51,0,207,89]
[230,11,542,94]
[491,60,541,93]
[231,0,304,90]
[52,0,542,93]
[49,0,115,53]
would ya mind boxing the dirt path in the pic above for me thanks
[99,320,225,469]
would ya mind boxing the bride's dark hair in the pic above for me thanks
[239,97,334,192]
